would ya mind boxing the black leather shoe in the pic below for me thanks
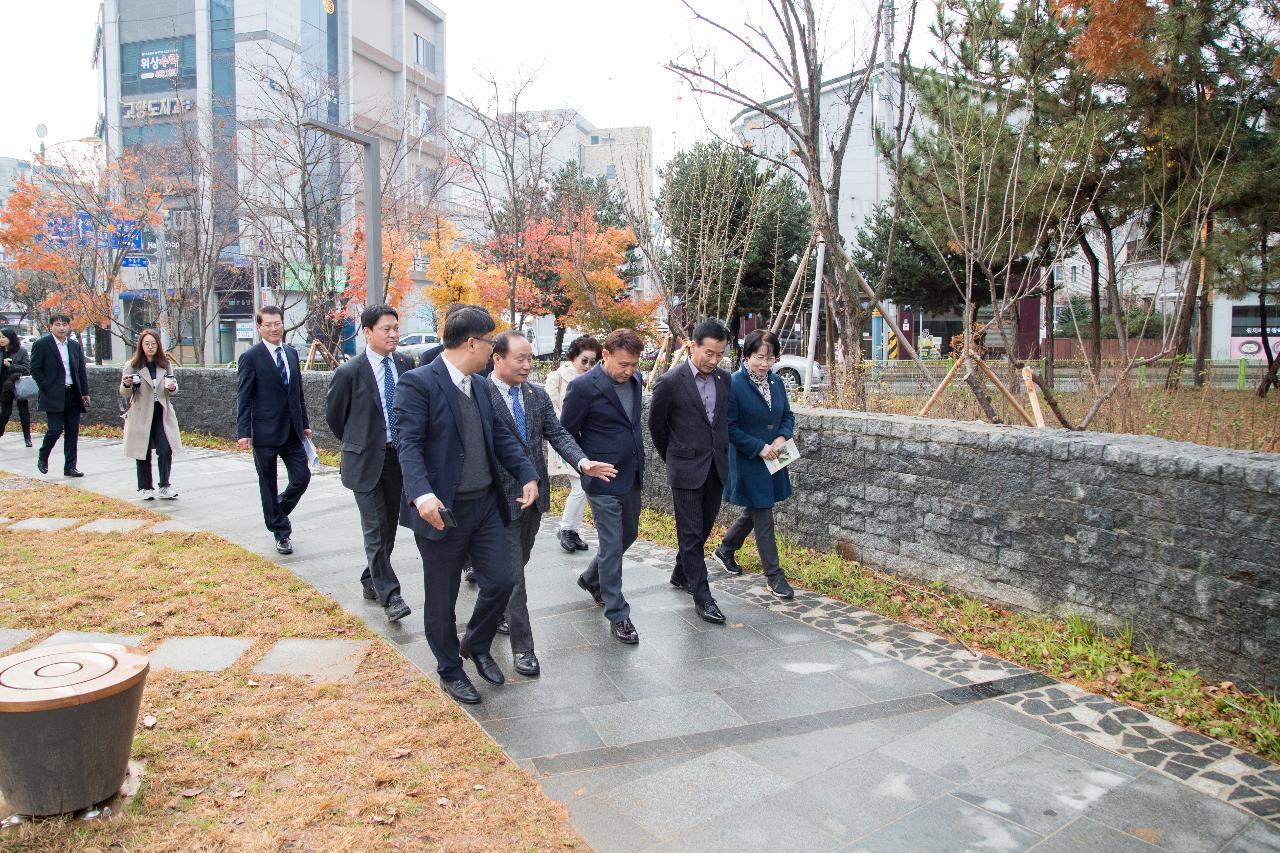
[496,618,510,635]
[463,565,476,584]
[460,645,505,685]
[384,594,411,622]
[558,529,577,553]
[577,574,604,607]
[768,575,796,600]
[274,538,293,555]
[442,676,482,704]
[23,437,31,447]
[695,599,727,624]
[715,546,744,575]
[36,457,48,474]
[63,468,84,478]
[571,531,589,551]
[669,571,688,590]
[611,619,639,644]
[513,651,540,677]
[362,584,377,601]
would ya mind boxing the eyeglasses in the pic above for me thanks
[473,336,495,348]
[748,353,778,363]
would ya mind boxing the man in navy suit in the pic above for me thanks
[30,313,90,477]
[236,305,312,555]
[393,305,538,705]
[560,328,647,645]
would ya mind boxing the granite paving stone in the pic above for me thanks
[845,794,1043,852]
[715,671,875,724]
[36,630,143,648]
[877,705,1051,783]
[481,708,607,760]
[149,520,199,533]
[0,628,33,653]
[8,517,81,531]
[1084,770,1256,853]
[581,692,748,747]
[1026,816,1161,852]
[252,638,370,681]
[78,518,149,533]
[1219,819,1280,852]
[148,636,253,672]
[645,798,846,852]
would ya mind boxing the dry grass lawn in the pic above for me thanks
[0,475,580,851]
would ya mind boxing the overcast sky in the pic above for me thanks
[0,0,885,167]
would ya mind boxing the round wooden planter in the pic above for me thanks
[0,643,149,816]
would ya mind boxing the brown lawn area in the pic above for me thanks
[0,474,580,851]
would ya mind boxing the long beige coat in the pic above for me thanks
[119,365,184,460]
[543,360,584,478]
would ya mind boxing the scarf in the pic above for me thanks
[747,368,772,409]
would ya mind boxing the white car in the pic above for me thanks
[396,331,438,362]
[772,354,825,389]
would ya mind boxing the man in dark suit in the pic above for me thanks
[561,328,647,645]
[325,305,414,623]
[393,305,539,705]
[649,319,732,625]
[30,313,90,477]
[484,331,617,676]
[236,305,312,555]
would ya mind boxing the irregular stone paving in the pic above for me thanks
[625,533,1280,823]
[252,638,371,681]
[0,629,33,653]
[7,517,81,531]
[0,515,211,534]
[78,518,149,533]
[148,636,254,672]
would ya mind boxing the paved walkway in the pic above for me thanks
[2,434,1277,851]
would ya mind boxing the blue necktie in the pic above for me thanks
[275,346,288,386]
[383,357,397,442]
[509,385,527,442]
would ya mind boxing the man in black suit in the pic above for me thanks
[236,305,312,555]
[325,305,414,623]
[393,305,539,705]
[483,331,617,676]
[649,320,732,625]
[30,313,90,477]
[560,329,647,645]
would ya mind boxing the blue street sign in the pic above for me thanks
[121,256,149,268]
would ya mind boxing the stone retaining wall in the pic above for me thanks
[82,365,1280,688]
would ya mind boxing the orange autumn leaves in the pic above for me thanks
[1053,0,1157,77]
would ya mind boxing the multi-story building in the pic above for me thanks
[95,0,446,363]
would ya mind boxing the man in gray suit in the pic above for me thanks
[325,305,415,623]
[484,331,617,676]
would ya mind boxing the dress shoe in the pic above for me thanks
[63,468,85,478]
[669,571,688,591]
[274,538,293,555]
[442,676,482,704]
[23,437,31,447]
[36,457,48,474]
[496,618,510,635]
[570,530,589,551]
[611,618,639,644]
[463,565,476,584]
[715,546,744,575]
[558,529,577,553]
[767,575,795,599]
[384,594,411,622]
[577,574,604,607]
[459,645,505,685]
[695,599,727,624]
[362,583,377,601]
[513,650,540,677]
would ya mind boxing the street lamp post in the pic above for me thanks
[301,118,383,306]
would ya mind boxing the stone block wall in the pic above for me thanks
[81,365,1280,688]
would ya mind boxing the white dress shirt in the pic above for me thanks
[415,355,473,509]
[364,348,398,442]
[55,337,72,385]
[265,341,290,383]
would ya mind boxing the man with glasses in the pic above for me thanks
[393,305,539,704]
[236,305,312,554]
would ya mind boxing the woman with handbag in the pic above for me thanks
[0,327,34,447]
[120,329,183,499]
[543,335,602,553]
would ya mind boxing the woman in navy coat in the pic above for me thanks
[714,329,796,599]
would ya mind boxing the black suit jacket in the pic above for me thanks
[235,341,309,447]
[483,377,586,517]
[392,357,538,541]
[559,363,645,497]
[325,350,415,492]
[30,335,88,413]
[421,343,492,376]
[648,361,730,489]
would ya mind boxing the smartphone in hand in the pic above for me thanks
[438,507,458,528]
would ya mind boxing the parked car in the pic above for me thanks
[773,354,825,389]
[396,331,438,362]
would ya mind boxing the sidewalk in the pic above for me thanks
[3,434,1277,851]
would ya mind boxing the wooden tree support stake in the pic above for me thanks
[1021,366,1046,428]
[974,358,1035,427]
[918,354,966,417]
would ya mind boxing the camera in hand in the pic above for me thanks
[131,373,142,387]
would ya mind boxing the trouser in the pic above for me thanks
[0,391,31,440]
[352,445,403,605]
[559,474,587,531]
[582,485,641,623]
[669,468,723,605]
[136,402,173,490]
[504,506,543,654]
[414,491,514,681]
[721,506,784,579]
[39,386,81,471]
[252,430,310,538]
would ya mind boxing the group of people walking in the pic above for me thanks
[11,303,798,707]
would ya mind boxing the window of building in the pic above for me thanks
[1070,266,1078,284]
[416,100,435,134]
[605,163,616,179]
[167,208,194,231]
[590,135,599,144]
[414,34,437,73]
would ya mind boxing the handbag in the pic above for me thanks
[15,375,37,400]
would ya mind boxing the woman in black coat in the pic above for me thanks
[0,326,32,446]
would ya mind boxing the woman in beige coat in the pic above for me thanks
[543,335,601,553]
[120,329,183,499]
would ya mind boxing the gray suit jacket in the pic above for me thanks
[325,350,416,492]
[483,377,586,517]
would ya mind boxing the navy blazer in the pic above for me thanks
[235,341,310,447]
[724,366,795,509]
[392,357,538,541]
[30,334,89,413]
[559,362,644,497]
